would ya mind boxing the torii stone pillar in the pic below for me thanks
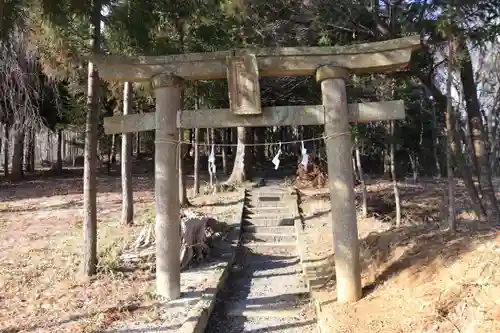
[316,65,362,303]
[152,74,182,300]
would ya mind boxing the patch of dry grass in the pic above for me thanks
[300,178,500,333]
[0,174,244,333]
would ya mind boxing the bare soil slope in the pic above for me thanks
[300,179,500,333]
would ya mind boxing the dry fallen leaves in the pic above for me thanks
[0,174,244,333]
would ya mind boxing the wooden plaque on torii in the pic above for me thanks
[227,54,262,115]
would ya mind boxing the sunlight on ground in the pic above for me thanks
[0,175,242,333]
[301,179,500,333]
[2,175,499,332]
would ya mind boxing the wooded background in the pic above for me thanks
[0,126,82,169]
[1,0,500,276]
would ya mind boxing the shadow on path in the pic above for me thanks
[204,248,307,332]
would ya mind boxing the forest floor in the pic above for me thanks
[0,165,243,333]
[2,162,500,333]
[300,177,500,333]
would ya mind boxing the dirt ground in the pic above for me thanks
[0,168,242,333]
[300,178,500,333]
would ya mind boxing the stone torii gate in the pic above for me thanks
[95,35,421,303]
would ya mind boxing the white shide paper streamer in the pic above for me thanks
[272,142,282,170]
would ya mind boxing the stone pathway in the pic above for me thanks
[205,185,316,332]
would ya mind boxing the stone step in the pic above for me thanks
[243,240,297,248]
[242,213,300,226]
[235,248,298,263]
[250,189,293,196]
[302,267,335,280]
[248,198,296,206]
[245,207,293,215]
[226,292,309,318]
[231,315,317,333]
[243,213,296,221]
[308,276,334,289]
[250,195,283,202]
[242,225,296,234]
[243,217,296,227]
[227,306,304,318]
[240,252,299,264]
[229,257,306,288]
[248,192,296,199]
[244,241,298,255]
[240,259,302,274]
[247,193,297,204]
[242,232,296,243]
[232,266,304,280]
[246,201,287,208]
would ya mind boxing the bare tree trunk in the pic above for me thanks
[193,85,200,196]
[419,72,486,220]
[193,128,200,195]
[56,128,63,172]
[432,104,442,178]
[105,135,112,174]
[457,38,500,224]
[62,131,67,160]
[135,132,141,159]
[177,18,191,206]
[451,114,486,220]
[355,136,368,218]
[0,126,2,174]
[446,37,456,232]
[121,81,134,225]
[187,130,193,158]
[209,128,216,187]
[226,126,247,184]
[390,121,401,227]
[408,151,418,183]
[352,156,358,181]
[383,148,391,178]
[254,127,266,166]
[179,130,191,206]
[11,127,24,181]
[110,134,117,164]
[488,95,499,172]
[205,128,210,153]
[462,111,479,177]
[82,0,101,277]
[25,130,35,173]
[3,124,8,177]
[226,129,231,157]
[245,128,255,178]
[45,130,50,161]
[221,129,227,175]
[488,110,497,172]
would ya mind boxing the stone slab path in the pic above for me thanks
[205,185,316,332]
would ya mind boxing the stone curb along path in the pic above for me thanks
[294,189,335,333]
[293,189,326,333]
[203,185,317,333]
[179,189,247,333]
[296,222,333,333]
[303,259,335,333]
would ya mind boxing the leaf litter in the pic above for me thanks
[299,178,500,333]
[0,174,243,333]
